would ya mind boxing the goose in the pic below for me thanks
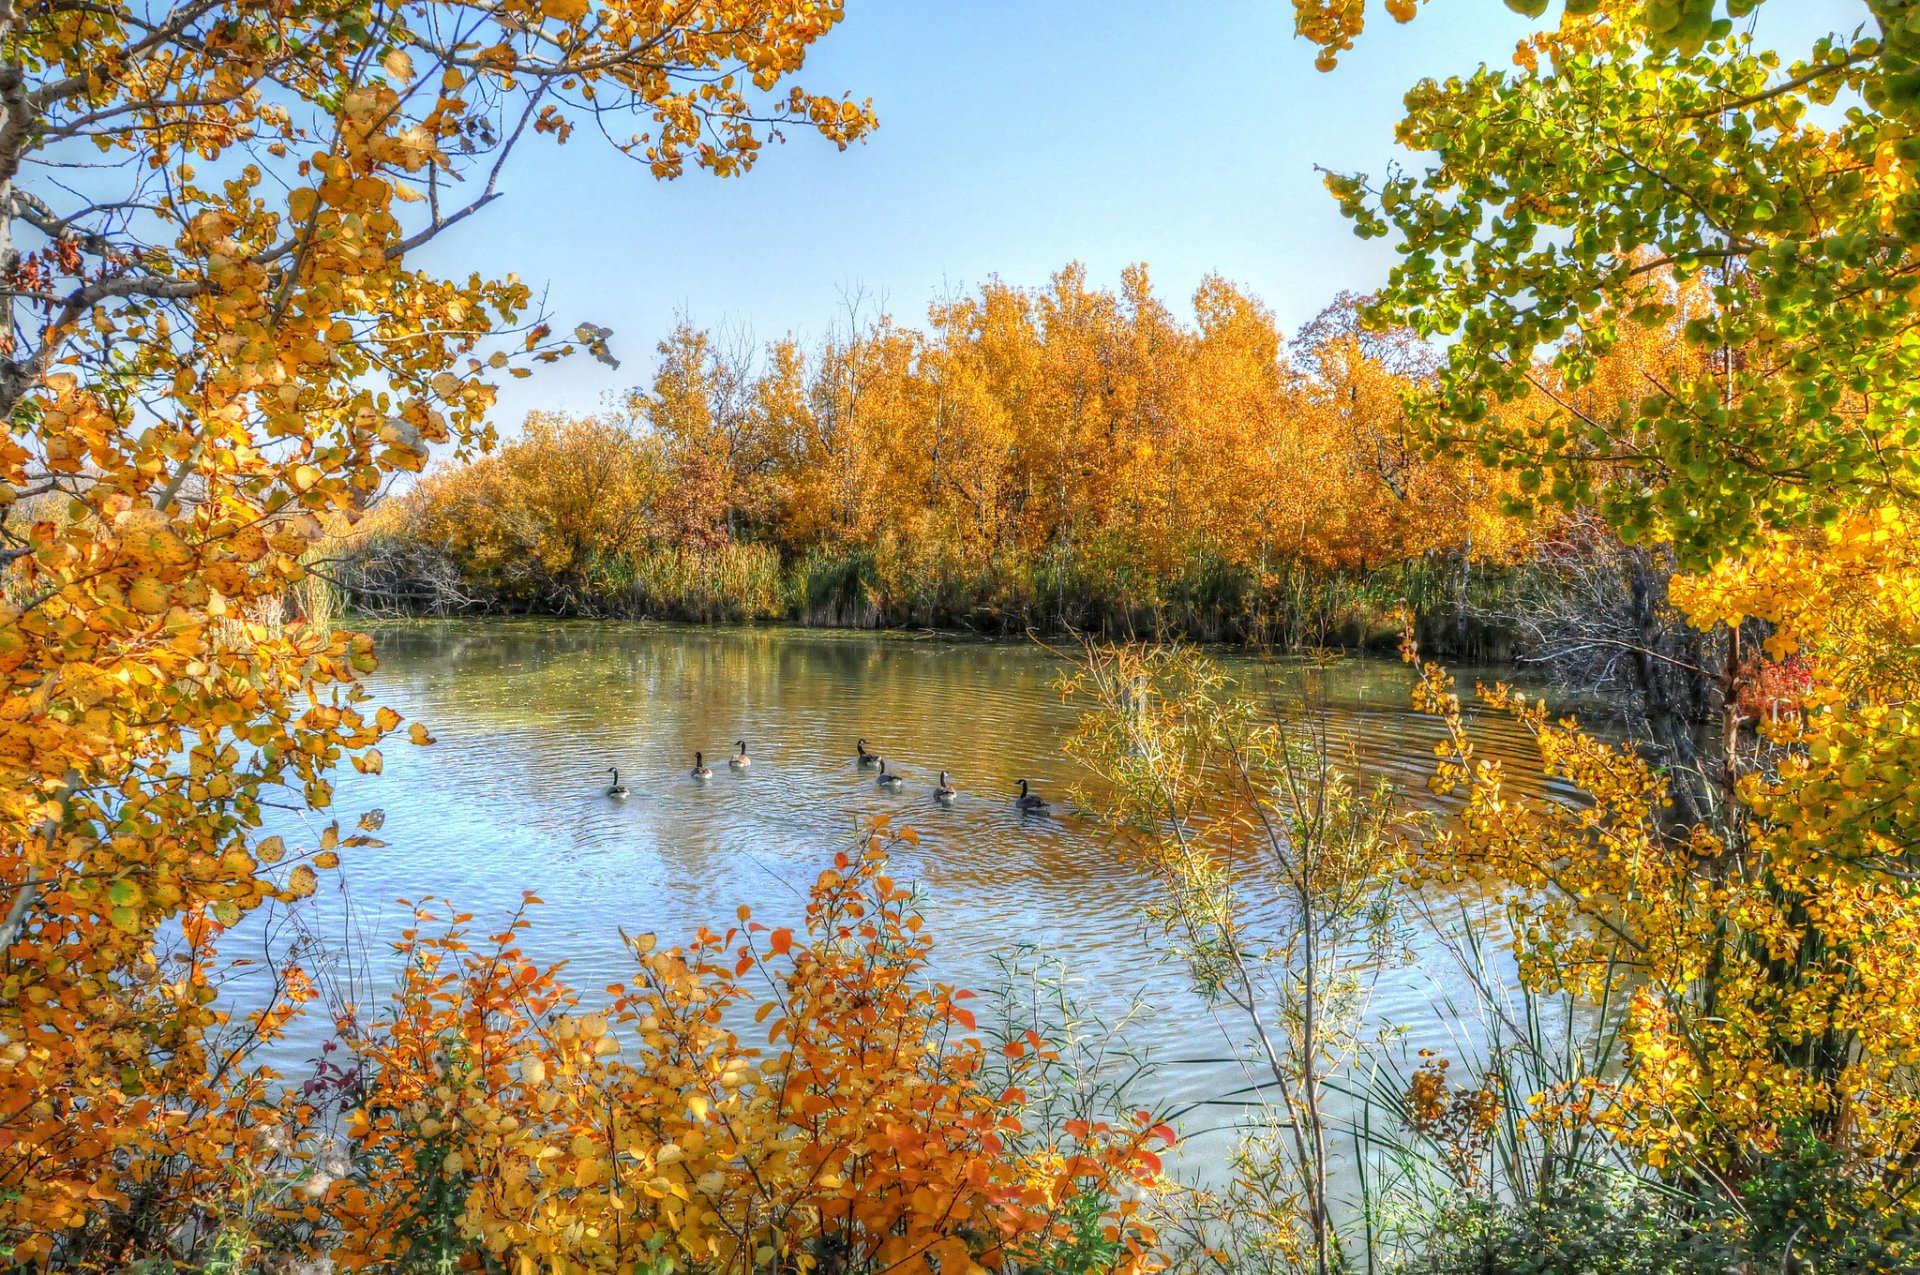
[691,751,713,780]
[729,740,751,769]
[1015,778,1050,815]
[876,760,905,790]
[856,738,880,767]
[606,767,630,799]
[934,771,957,804]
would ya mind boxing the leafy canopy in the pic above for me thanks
[1316,0,1919,563]
[1309,0,1920,1204]
[0,0,870,1261]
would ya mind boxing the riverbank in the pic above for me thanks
[329,276,1535,665]
[337,538,1529,661]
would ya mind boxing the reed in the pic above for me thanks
[626,543,790,622]
[343,508,1526,653]
[1333,905,1639,1259]
[796,546,882,628]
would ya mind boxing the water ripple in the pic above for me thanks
[244,621,1572,1171]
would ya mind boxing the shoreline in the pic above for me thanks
[342,608,1527,666]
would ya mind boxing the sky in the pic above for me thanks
[436,0,1868,426]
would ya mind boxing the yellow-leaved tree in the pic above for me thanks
[0,1,871,1265]
[1311,0,1920,1246]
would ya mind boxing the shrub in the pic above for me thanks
[333,835,1171,1274]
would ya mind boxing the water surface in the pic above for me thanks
[265,621,1571,1162]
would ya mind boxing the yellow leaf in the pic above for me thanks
[286,864,318,899]
[128,577,170,614]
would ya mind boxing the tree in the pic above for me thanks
[1319,0,1915,561]
[409,409,664,608]
[361,263,1522,637]
[639,321,770,545]
[1310,0,1920,1210]
[0,0,871,1260]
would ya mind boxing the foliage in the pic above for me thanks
[400,411,664,611]
[1393,1133,1920,1275]
[334,839,1170,1275]
[355,408,795,620]
[1396,623,1920,1198]
[1391,1177,1723,1275]
[1316,0,1920,564]
[1063,643,1411,1275]
[0,0,871,1265]
[356,278,1528,643]
[1,834,1172,1273]
[1331,900,1649,1272]
[17,0,1920,1269]
[1307,2,1920,1257]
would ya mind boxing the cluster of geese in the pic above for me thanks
[603,738,1052,814]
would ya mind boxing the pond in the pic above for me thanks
[258,620,1579,1170]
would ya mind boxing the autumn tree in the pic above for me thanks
[372,263,1524,636]
[0,0,871,1261]
[638,321,772,546]
[1322,0,1914,560]
[1311,0,1920,1222]
[916,288,1024,581]
[403,409,666,609]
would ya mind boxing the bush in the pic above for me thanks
[24,836,1171,1275]
[1396,1178,1720,1275]
[1394,1136,1920,1275]
[330,836,1171,1274]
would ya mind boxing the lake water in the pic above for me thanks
[257,620,1575,1170]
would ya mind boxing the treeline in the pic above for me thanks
[345,266,1527,649]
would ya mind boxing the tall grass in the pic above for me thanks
[289,552,342,630]
[343,511,1525,653]
[1335,907,1638,1260]
[623,543,790,622]
[796,546,882,627]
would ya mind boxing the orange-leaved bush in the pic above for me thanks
[335,837,1171,1275]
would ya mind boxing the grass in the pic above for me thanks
[342,519,1528,656]
[624,543,791,622]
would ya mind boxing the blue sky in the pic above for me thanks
[440,1,1865,425]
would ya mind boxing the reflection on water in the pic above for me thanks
[255,620,1574,1167]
